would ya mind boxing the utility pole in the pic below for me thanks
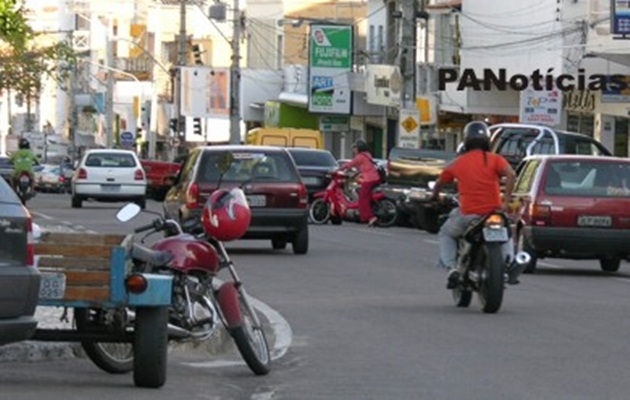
[67,30,78,158]
[174,0,187,158]
[400,0,417,111]
[105,37,115,148]
[229,0,242,145]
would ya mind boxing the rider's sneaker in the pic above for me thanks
[446,267,460,289]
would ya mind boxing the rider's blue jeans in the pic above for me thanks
[438,208,514,269]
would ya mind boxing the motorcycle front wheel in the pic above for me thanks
[476,243,505,314]
[218,284,271,375]
[309,198,331,225]
[74,308,134,374]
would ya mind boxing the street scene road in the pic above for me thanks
[2,192,629,399]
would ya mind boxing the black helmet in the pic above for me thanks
[353,139,369,153]
[462,121,490,152]
[18,138,30,149]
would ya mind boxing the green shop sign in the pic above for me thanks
[308,24,353,115]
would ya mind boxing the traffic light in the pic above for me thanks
[193,118,202,135]
[169,118,177,132]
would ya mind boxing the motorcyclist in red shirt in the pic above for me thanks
[431,121,518,288]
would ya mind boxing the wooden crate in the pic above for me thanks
[35,233,131,303]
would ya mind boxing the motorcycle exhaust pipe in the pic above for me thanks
[514,251,531,266]
[167,323,192,339]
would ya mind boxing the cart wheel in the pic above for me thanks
[75,308,134,374]
[133,306,169,388]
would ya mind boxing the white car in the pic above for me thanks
[71,149,147,209]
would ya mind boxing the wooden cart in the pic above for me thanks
[31,232,173,389]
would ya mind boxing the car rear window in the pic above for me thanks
[0,178,19,203]
[560,135,610,156]
[544,160,630,197]
[85,153,137,168]
[198,151,300,183]
[288,150,337,167]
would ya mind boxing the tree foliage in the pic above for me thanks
[0,0,77,98]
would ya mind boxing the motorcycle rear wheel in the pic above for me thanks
[309,198,330,225]
[373,199,397,227]
[75,308,134,374]
[476,243,505,314]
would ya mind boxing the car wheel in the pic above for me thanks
[272,238,287,250]
[135,197,146,210]
[600,258,621,272]
[516,228,537,274]
[71,195,82,208]
[292,225,309,255]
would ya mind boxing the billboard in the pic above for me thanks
[308,24,353,114]
[612,0,630,35]
[180,67,230,118]
[519,88,562,127]
[365,65,402,107]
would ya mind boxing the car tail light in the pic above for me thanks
[77,168,87,179]
[134,169,144,181]
[26,213,34,267]
[59,176,65,183]
[298,183,308,208]
[185,182,200,209]
[531,204,551,226]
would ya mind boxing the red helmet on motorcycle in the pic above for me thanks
[201,188,251,241]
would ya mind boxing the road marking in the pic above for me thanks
[31,211,54,221]
[61,221,73,226]
[75,225,85,230]
[538,261,565,269]
[86,230,98,234]
[424,239,439,245]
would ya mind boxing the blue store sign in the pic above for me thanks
[612,0,630,35]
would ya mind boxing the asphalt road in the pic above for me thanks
[11,192,630,399]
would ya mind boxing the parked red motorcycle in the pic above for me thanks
[309,170,398,227]
[109,154,271,376]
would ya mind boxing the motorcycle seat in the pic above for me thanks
[131,244,173,267]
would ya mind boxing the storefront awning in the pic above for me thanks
[278,92,308,108]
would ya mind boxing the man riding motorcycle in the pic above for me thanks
[10,138,38,193]
[430,121,521,288]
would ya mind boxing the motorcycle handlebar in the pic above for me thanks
[134,221,158,233]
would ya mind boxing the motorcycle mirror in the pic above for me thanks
[116,203,142,222]
[217,151,234,174]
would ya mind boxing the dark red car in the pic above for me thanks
[512,155,630,273]
[141,159,182,200]
[163,146,309,254]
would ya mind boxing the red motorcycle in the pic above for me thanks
[110,157,271,376]
[309,170,398,227]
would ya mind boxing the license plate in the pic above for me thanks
[577,215,612,227]
[302,177,320,185]
[19,176,30,183]
[101,185,121,193]
[482,227,509,242]
[39,273,66,299]
[247,195,266,207]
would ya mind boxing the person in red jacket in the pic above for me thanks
[339,139,381,227]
